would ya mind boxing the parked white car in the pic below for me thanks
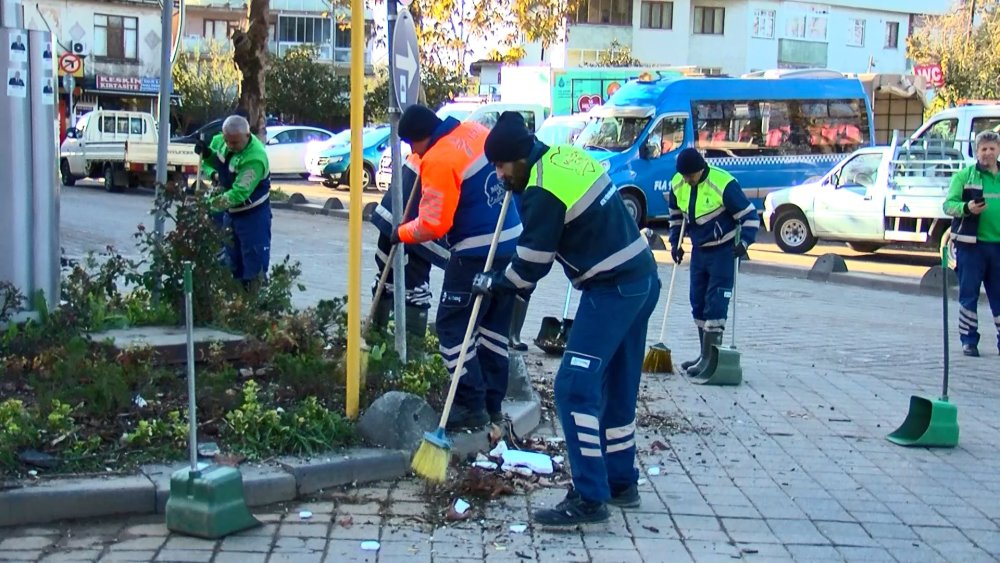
[538,114,590,146]
[264,125,335,176]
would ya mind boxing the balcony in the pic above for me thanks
[268,41,371,66]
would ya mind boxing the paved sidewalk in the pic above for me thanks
[3,259,1000,562]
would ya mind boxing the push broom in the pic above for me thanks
[643,217,686,373]
[411,190,513,482]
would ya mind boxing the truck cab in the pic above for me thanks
[909,104,1000,162]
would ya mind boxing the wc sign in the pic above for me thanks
[914,63,944,88]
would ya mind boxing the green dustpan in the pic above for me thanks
[166,262,260,538]
[887,248,959,448]
[692,254,742,386]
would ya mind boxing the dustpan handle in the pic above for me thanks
[183,261,198,473]
[941,245,949,399]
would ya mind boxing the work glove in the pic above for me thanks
[471,272,497,298]
[193,139,208,156]
[733,241,749,259]
[670,245,685,265]
[388,228,402,246]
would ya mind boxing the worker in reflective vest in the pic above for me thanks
[666,148,759,376]
[474,111,660,526]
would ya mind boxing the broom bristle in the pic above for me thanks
[411,440,449,482]
[643,345,673,374]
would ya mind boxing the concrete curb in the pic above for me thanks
[0,391,544,528]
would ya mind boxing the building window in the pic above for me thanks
[847,18,865,47]
[204,20,238,42]
[785,6,828,41]
[94,14,138,60]
[752,9,775,39]
[640,1,673,30]
[693,6,724,35]
[884,21,899,49]
[572,0,634,26]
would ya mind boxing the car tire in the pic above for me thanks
[362,164,375,191]
[103,165,121,193]
[773,210,817,254]
[60,160,76,187]
[619,188,646,227]
[846,242,883,253]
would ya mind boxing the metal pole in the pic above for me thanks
[183,261,198,473]
[387,0,407,362]
[346,0,365,420]
[154,0,172,258]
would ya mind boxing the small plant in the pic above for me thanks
[400,354,450,396]
[0,280,25,324]
[122,411,188,459]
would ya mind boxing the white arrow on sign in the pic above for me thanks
[395,41,417,89]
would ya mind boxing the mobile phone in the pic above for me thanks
[974,197,986,205]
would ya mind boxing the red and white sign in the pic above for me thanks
[578,94,602,113]
[914,63,944,88]
[58,53,82,75]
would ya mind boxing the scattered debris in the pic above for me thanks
[501,450,554,475]
[299,510,313,520]
[741,547,759,554]
[649,440,669,452]
[515,551,532,559]
[446,498,472,521]
[360,540,380,551]
[509,524,528,533]
[133,394,148,408]
[337,516,354,528]
[647,466,661,476]
[643,525,660,533]
[197,442,220,457]
[18,449,60,469]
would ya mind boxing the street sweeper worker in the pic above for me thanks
[473,111,659,526]
[943,129,1000,357]
[387,103,523,430]
[194,114,272,288]
[666,148,759,376]
[368,151,450,340]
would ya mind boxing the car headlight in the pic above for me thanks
[600,160,611,171]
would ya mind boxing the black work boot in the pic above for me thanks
[508,295,529,352]
[405,305,428,339]
[963,345,979,357]
[446,404,490,431]
[371,298,392,331]
[608,484,641,508]
[533,488,610,526]
[687,330,722,376]
[681,327,705,371]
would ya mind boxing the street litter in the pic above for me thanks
[299,510,313,519]
[509,524,528,533]
[552,455,564,464]
[446,498,472,521]
[647,466,661,476]
[501,450,554,475]
[489,441,509,457]
[454,498,470,514]
[360,540,380,551]
[472,453,498,470]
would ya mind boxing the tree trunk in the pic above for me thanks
[233,0,269,141]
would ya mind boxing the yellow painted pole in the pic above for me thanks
[346,0,364,420]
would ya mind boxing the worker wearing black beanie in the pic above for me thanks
[398,104,443,150]
[484,111,535,164]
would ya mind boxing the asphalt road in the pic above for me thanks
[65,178,940,282]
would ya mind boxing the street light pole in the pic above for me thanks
[387,0,407,362]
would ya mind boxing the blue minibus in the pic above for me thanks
[575,74,876,225]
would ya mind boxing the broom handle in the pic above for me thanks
[656,218,686,342]
[941,245,949,399]
[183,261,198,473]
[437,190,513,428]
[366,175,421,326]
[561,281,573,318]
[731,226,741,349]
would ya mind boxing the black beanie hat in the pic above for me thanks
[398,104,442,144]
[484,111,535,163]
[675,148,707,175]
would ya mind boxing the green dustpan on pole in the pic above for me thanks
[166,262,260,538]
[887,248,959,448]
[693,254,742,386]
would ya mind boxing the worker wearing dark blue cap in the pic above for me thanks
[474,111,659,526]
[666,148,759,376]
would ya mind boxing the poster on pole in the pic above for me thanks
[9,30,27,63]
[7,68,26,97]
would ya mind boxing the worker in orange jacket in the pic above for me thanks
[388,104,523,429]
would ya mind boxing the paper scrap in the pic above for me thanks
[299,510,313,519]
[472,460,498,470]
[454,498,470,514]
[501,449,554,475]
[647,466,661,476]
[509,524,527,533]
[489,441,509,458]
[361,540,380,551]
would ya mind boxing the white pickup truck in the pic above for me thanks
[60,110,199,192]
[763,136,966,256]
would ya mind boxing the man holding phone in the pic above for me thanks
[943,130,1000,357]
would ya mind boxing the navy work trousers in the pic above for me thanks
[690,244,735,333]
[223,204,272,283]
[555,272,660,503]
[956,241,1000,352]
[437,255,514,414]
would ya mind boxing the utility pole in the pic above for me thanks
[387,0,407,362]
[154,0,173,302]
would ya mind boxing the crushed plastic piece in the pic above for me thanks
[361,540,380,551]
[489,441,509,458]
[299,510,313,519]
[454,498,470,514]
[501,450,553,475]
[509,524,527,533]
[647,466,661,476]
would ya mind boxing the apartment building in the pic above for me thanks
[16,0,371,123]
[523,0,953,75]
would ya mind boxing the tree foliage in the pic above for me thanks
[171,42,241,135]
[585,39,641,67]
[266,45,350,129]
[907,1,1000,108]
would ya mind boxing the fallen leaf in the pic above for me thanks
[337,516,353,528]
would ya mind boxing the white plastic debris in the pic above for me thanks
[637,478,648,485]
[299,510,313,519]
[361,540,380,551]
[472,460,498,470]
[489,441,509,458]
[647,466,661,476]
[454,498,470,514]
[501,450,554,475]
[133,395,147,408]
[509,524,527,534]
[552,455,564,464]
